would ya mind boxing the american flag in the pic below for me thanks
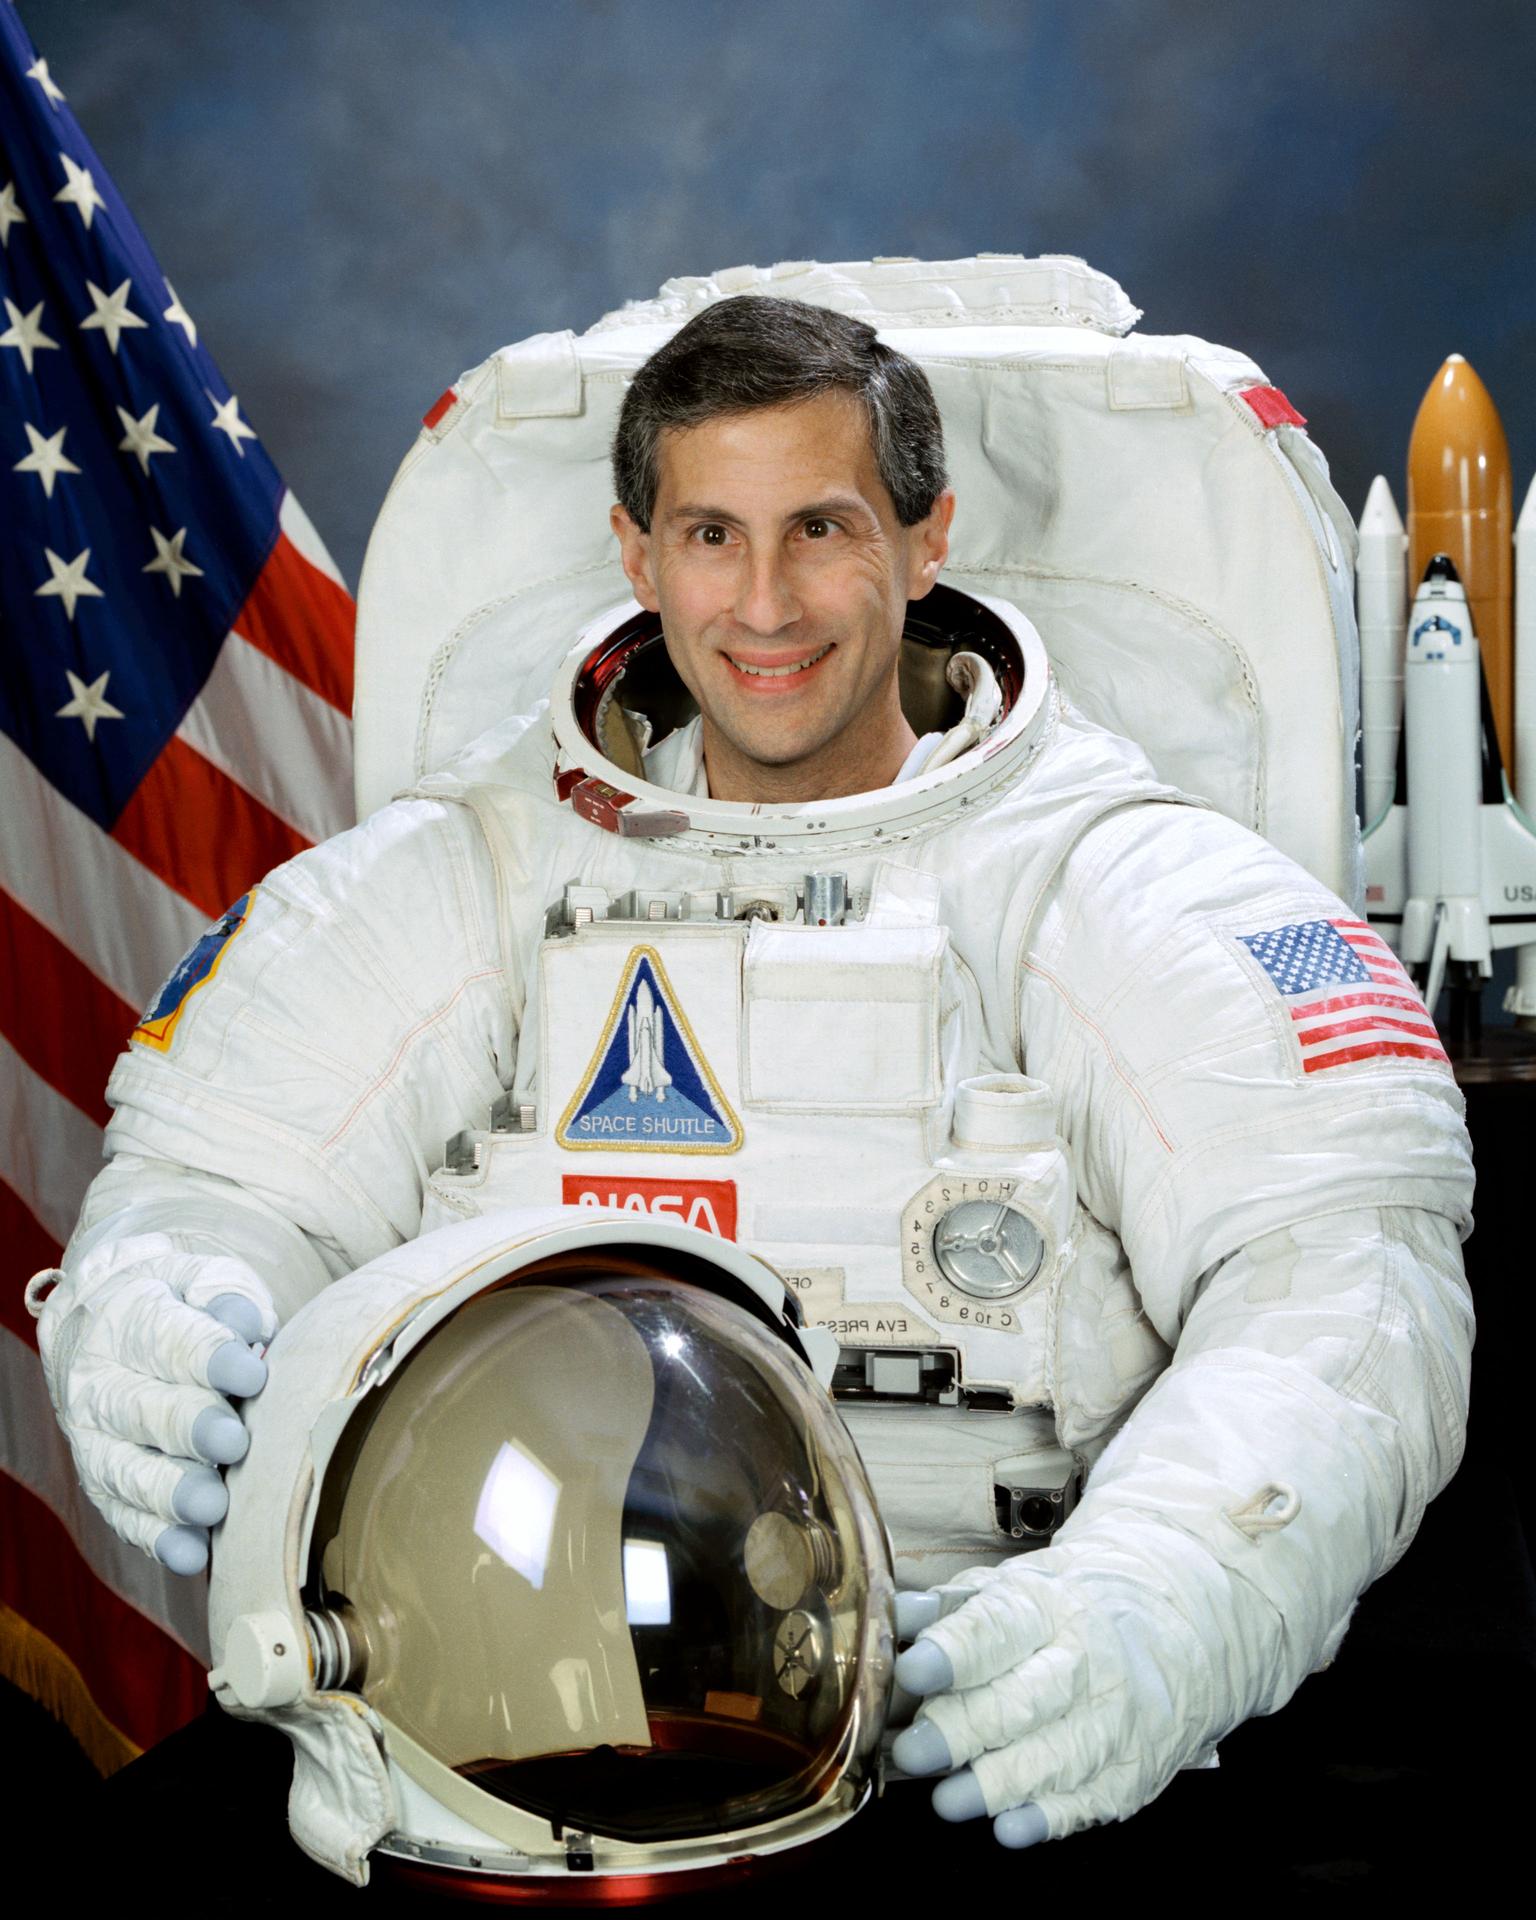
[1,12,354,1768]
[1238,917,1450,1074]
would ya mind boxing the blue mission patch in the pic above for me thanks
[557,947,740,1154]
[133,893,252,1052]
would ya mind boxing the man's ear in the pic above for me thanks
[905,488,956,602]
[611,504,660,612]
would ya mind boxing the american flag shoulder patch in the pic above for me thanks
[1236,917,1450,1076]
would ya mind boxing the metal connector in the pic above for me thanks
[802,871,849,926]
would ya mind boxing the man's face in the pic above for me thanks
[611,393,953,788]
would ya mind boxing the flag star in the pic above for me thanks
[79,277,148,355]
[162,280,197,348]
[1,297,60,374]
[35,546,105,621]
[55,670,124,744]
[28,58,67,107]
[208,391,258,455]
[116,401,177,472]
[143,526,204,598]
[0,182,25,248]
[54,152,106,230]
[13,422,82,499]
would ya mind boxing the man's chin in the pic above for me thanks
[713,720,842,772]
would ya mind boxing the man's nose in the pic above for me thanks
[733,551,800,635]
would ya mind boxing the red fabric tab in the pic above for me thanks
[1240,385,1307,429]
[422,388,457,430]
[554,766,586,802]
[570,777,635,833]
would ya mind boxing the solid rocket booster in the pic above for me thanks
[1407,354,1514,780]
[1358,475,1409,826]
[1399,555,1486,974]
[1517,474,1536,811]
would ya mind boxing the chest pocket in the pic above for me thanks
[741,920,962,1112]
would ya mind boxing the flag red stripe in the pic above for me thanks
[0,1177,60,1354]
[1303,1039,1449,1072]
[111,737,311,919]
[1294,1013,1441,1045]
[0,890,137,1127]
[1287,989,1427,1018]
[0,1469,206,1754]
[232,530,355,716]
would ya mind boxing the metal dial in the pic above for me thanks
[933,1200,1045,1299]
[901,1174,1047,1329]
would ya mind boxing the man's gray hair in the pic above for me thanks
[612,295,948,531]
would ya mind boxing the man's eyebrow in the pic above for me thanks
[664,503,744,524]
[663,495,873,525]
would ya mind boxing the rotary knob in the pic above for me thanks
[932,1200,1045,1300]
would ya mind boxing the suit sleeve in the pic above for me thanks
[1020,800,1474,1713]
[68,795,515,1322]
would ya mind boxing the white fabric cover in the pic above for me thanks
[354,255,1360,900]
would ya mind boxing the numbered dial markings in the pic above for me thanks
[901,1175,1045,1328]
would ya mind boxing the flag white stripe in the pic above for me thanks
[279,488,348,591]
[177,628,352,844]
[1296,1020,1442,1050]
[0,732,208,1010]
[1286,987,1426,1017]
[1346,934,1412,973]
[0,1033,104,1244]
[1301,1025,1446,1055]
[0,1326,210,1661]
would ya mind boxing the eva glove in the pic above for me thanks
[26,1235,278,1575]
[891,1536,1223,1848]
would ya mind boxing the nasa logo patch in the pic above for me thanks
[561,1175,738,1239]
[557,945,741,1154]
[132,892,254,1053]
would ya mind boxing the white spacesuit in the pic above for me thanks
[34,574,1474,1870]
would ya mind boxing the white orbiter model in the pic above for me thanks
[1363,537,1536,1021]
[622,979,671,1102]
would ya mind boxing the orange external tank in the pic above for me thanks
[1407,354,1515,780]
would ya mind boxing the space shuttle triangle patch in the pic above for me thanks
[556,946,741,1154]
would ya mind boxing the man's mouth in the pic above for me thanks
[724,642,833,681]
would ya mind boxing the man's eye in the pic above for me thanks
[802,518,834,540]
[691,524,730,546]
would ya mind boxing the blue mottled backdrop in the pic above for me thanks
[17,0,1536,587]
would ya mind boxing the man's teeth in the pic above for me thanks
[729,644,832,678]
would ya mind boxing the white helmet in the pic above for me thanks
[208,1207,894,1896]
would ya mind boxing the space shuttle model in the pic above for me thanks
[1360,355,1536,1035]
[622,979,672,1102]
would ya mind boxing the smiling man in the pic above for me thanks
[609,303,955,801]
[36,294,1473,1865]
